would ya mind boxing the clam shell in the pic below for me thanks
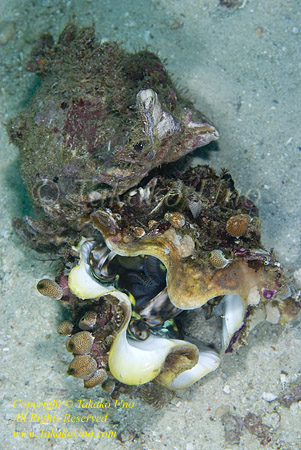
[91,168,282,312]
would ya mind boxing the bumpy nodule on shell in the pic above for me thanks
[84,369,108,389]
[37,278,63,299]
[226,214,251,237]
[164,212,186,228]
[66,331,94,354]
[57,320,74,335]
[67,355,97,379]
[209,250,230,269]
[101,379,116,394]
[79,311,97,330]
[133,227,146,238]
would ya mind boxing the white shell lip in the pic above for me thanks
[68,238,222,389]
[67,240,190,386]
[107,292,200,387]
[109,329,178,385]
[68,238,116,299]
[168,345,220,390]
[219,294,245,349]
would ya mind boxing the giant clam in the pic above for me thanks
[41,165,299,394]
[8,24,299,398]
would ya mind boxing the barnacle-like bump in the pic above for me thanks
[209,250,230,269]
[84,369,108,389]
[57,320,74,335]
[226,214,251,237]
[164,212,186,228]
[274,296,301,324]
[148,220,157,229]
[133,227,146,238]
[104,335,114,348]
[101,379,115,394]
[37,278,63,300]
[79,311,97,330]
[33,178,60,205]
[66,331,94,354]
[67,355,97,379]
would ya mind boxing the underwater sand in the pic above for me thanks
[0,0,300,449]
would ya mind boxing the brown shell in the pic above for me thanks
[226,214,251,237]
[67,355,97,379]
[57,320,74,335]
[84,369,108,389]
[8,24,218,247]
[37,278,63,299]
[66,331,94,354]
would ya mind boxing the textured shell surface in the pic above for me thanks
[8,24,300,399]
[90,166,285,311]
[51,164,299,394]
[8,24,218,240]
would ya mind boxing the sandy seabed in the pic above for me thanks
[0,1,300,449]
